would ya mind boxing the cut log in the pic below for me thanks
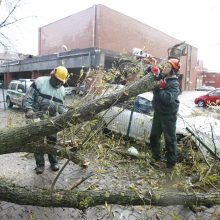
[0,74,159,154]
[0,179,219,209]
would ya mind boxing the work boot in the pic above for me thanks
[165,164,175,173]
[35,165,45,174]
[51,164,59,171]
[149,159,165,169]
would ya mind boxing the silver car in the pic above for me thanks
[102,91,220,156]
[64,86,79,95]
[102,92,154,141]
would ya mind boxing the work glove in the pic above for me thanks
[151,66,160,76]
[146,65,165,81]
[145,65,159,75]
[159,79,166,89]
[25,109,35,119]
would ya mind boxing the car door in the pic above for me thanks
[16,83,25,106]
[129,97,153,140]
[207,90,220,106]
[8,82,17,103]
[103,96,153,141]
[104,105,131,136]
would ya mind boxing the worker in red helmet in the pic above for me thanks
[149,58,181,172]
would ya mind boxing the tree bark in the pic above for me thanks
[0,179,219,209]
[0,74,159,154]
[18,143,86,167]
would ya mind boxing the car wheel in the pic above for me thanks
[6,96,13,108]
[71,90,76,96]
[100,122,113,137]
[198,100,206,107]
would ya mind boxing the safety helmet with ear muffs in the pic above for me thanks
[167,59,181,72]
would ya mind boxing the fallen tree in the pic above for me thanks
[0,179,219,209]
[0,73,159,154]
[1,73,220,209]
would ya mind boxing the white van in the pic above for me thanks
[6,79,34,108]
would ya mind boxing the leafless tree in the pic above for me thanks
[0,0,23,49]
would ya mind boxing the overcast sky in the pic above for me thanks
[1,0,220,70]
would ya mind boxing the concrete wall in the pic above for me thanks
[97,5,177,58]
[39,4,186,59]
[39,6,95,55]
[96,5,198,91]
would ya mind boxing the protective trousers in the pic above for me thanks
[34,134,58,167]
[150,111,177,168]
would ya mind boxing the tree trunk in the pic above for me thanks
[0,179,219,209]
[0,74,159,154]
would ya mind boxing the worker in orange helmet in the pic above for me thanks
[149,58,181,172]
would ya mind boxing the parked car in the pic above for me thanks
[101,92,154,141]
[78,84,87,96]
[6,79,34,108]
[64,85,89,95]
[64,86,79,95]
[194,89,220,107]
[101,92,220,153]
[195,86,215,91]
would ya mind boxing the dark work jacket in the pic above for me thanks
[152,76,180,115]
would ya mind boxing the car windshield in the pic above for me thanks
[134,96,153,114]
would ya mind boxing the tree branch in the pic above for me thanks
[0,74,159,153]
[0,179,219,209]
[0,0,22,28]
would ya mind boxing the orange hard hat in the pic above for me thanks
[167,59,181,71]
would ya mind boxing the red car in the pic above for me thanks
[194,89,220,107]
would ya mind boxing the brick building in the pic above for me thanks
[38,4,198,91]
[1,4,198,90]
[200,71,220,88]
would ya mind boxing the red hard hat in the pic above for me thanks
[167,59,181,71]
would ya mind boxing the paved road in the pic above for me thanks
[1,90,220,219]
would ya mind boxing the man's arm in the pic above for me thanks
[23,82,39,118]
[23,83,37,111]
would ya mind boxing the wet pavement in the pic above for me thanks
[2,152,220,220]
[0,91,220,219]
